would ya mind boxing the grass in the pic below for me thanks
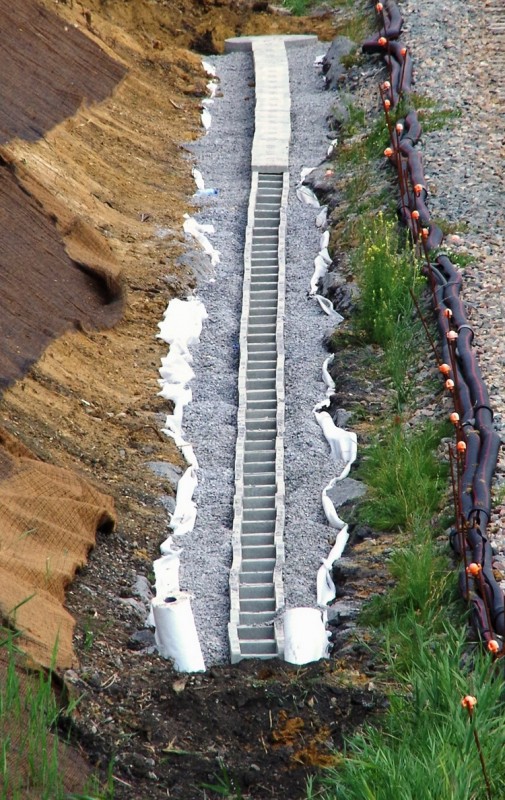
[304,15,504,798]
[349,213,424,406]
[355,420,449,530]
[311,628,505,800]
[200,759,243,798]
[352,214,418,349]
[0,628,111,799]
[307,415,505,799]
[282,0,355,15]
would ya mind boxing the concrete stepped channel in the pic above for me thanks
[226,35,317,662]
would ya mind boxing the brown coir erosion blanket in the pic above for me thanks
[0,0,126,668]
[0,430,115,669]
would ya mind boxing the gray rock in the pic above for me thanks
[332,557,360,584]
[303,162,338,201]
[127,753,156,778]
[320,270,344,296]
[146,460,182,487]
[332,282,360,314]
[322,36,355,90]
[128,628,156,651]
[327,99,350,130]
[325,477,366,508]
[333,407,352,428]
[132,574,153,604]
[160,494,176,515]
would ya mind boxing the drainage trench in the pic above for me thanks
[227,36,315,662]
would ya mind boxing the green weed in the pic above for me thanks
[352,215,419,345]
[313,625,505,800]
[200,759,243,798]
[0,628,112,799]
[355,420,448,531]
[282,0,313,15]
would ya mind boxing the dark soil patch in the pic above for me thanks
[63,652,386,799]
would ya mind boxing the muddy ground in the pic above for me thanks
[0,0,395,797]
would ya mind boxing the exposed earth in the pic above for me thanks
[0,0,395,797]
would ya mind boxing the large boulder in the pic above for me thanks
[322,36,355,89]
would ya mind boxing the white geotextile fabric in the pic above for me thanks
[183,215,220,267]
[148,60,220,671]
[284,607,330,665]
[150,296,208,669]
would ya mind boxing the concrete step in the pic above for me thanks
[240,533,275,547]
[243,484,276,497]
[239,640,277,657]
[241,520,275,534]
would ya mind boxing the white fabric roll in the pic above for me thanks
[283,608,330,665]
[152,592,205,672]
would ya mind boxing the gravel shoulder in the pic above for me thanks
[397,0,505,561]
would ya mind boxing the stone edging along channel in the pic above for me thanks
[361,0,504,653]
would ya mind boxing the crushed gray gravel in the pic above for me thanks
[179,41,353,666]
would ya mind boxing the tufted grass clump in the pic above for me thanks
[356,420,448,531]
[310,626,505,800]
[352,213,419,348]
[0,628,111,799]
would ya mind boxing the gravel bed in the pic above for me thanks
[180,42,346,665]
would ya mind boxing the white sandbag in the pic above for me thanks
[327,138,338,157]
[321,355,335,393]
[146,543,182,627]
[314,295,344,325]
[316,526,350,605]
[314,409,357,473]
[207,81,218,99]
[159,354,195,385]
[296,185,320,207]
[320,230,330,250]
[192,168,205,191]
[202,60,216,77]
[284,608,330,665]
[201,107,211,130]
[322,486,346,530]
[154,543,181,594]
[158,386,192,434]
[319,247,332,265]
[170,501,197,537]
[183,215,220,266]
[316,206,328,228]
[157,296,208,349]
[309,254,328,296]
[152,593,205,672]
[300,166,316,182]
[170,466,198,536]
